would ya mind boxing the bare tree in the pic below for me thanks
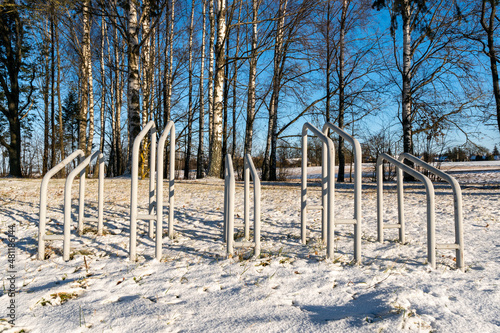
[479,0,500,134]
[244,0,260,155]
[207,0,226,177]
[185,0,196,179]
[197,0,207,179]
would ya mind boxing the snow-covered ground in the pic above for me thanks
[1,162,499,332]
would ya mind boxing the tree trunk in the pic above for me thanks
[127,0,141,173]
[231,0,242,157]
[100,15,106,154]
[56,14,64,175]
[43,25,50,175]
[208,0,215,159]
[50,12,56,169]
[244,0,259,155]
[207,0,226,178]
[325,0,331,124]
[401,0,413,156]
[85,0,94,157]
[337,0,347,183]
[197,0,207,179]
[185,0,195,180]
[263,0,286,181]
[481,0,500,134]
[222,31,229,164]
[141,1,151,179]
[79,0,90,156]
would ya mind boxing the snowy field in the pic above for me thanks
[1,161,499,332]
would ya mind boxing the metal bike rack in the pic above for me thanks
[377,153,437,269]
[39,150,85,260]
[63,150,104,261]
[323,122,362,263]
[398,153,464,271]
[156,121,176,259]
[301,123,335,259]
[224,154,261,257]
[130,120,157,261]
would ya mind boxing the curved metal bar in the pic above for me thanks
[130,120,157,261]
[323,122,363,263]
[63,151,103,261]
[224,154,236,256]
[398,153,464,271]
[377,153,436,269]
[301,122,335,259]
[38,149,84,260]
[156,121,175,259]
[244,154,261,257]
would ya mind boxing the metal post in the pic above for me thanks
[396,165,405,243]
[223,162,228,243]
[78,156,85,235]
[98,153,104,235]
[244,158,250,240]
[149,130,157,238]
[322,142,328,243]
[301,131,307,244]
[245,154,261,257]
[376,156,384,242]
[224,154,235,256]
[39,150,84,260]
[156,121,175,259]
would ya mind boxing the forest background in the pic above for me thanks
[1,0,499,180]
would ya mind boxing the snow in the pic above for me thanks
[1,161,499,332]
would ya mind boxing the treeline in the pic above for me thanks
[0,0,499,179]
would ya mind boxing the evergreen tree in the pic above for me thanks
[0,0,36,177]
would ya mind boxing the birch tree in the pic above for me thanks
[373,0,478,165]
[126,0,141,171]
[79,0,91,155]
[207,0,226,177]
[208,0,215,159]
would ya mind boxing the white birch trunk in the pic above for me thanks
[127,0,141,171]
[402,0,412,155]
[79,0,90,154]
[100,15,106,153]
[208,0,215,156]
[208,0,226,177]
